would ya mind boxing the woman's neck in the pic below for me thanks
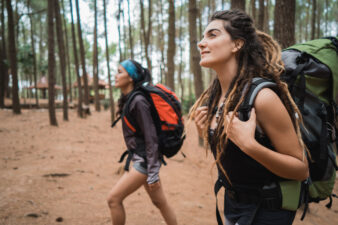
[120,84,134,95]
[213,57,238,97]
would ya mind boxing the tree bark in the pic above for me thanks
[251,0,256,22]
[264,0,270,33]
[117,0,123,62]
[231,0,245,10]
[0,0,8,107]
[166,0,175,91]
[257,0,264,30]
[103,0,115,122]
[273,0,295,49]
[69,0,83,118]
[61,0,73,103]
[93,0,100,112]
[75,0,90,114]
[27,0,39,108]
[6,0,20,114]
[140,0,152,72]
[189,0,203,99]
[178,0,184,102]
[311,0,316,40]
[47,0,57,125]
[158,0,166,83]
[127,0,134,59]
[316,1,321,39]
[54,0,68,120]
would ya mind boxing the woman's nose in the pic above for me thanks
[197,38,206,50]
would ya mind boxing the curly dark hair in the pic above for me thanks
[189,9,304,182]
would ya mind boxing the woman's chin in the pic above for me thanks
[199,59,212,68]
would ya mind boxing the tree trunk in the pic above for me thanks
[117,0,123,62]
[69,0,83,118]
[75,0,90,114]
[316,1,321,39]
[28,0,39,108]
[231,0,245,10]
[0,0,8,108]
[251,0,256,22]
[311,0,316,40]
[140,0,152,72]
[61,0,73,103]
[264,0,270,33]
[158,0,166,83]
[166,0,175,91]
[305,0,310,40]
[54,0,68,120]
[103,0,115,122]
[47,0,57,126]
[93,0,100,112]
[6,0,20,114]
[189,0,203,99]
[257,0,264,30]
[127,0,134,59]
[273,0,295,49]
[178,0,184,102]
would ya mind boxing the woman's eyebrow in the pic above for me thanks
[203,28,221,37]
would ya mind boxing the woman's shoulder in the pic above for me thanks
[129,93,150,110]
[253,87,292,127]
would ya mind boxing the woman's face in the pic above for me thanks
[114,65,133,89]
[198,20,239,68]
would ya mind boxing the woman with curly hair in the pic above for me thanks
[190,9,308,225]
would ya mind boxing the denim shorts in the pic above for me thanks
[133,162,147,175]
[224,194,296,225]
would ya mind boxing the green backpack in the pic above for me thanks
[281,37,338,219]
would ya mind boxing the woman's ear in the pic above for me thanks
[232,39,244,52]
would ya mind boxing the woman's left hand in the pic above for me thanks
[226,108,257,153]
[148,180,161,191]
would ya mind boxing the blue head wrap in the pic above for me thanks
[120,60,142,83]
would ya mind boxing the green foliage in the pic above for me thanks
[17,44,34,75]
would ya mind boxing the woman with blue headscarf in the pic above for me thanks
[107,59,177,225]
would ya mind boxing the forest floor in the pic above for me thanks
[1,102,338,225]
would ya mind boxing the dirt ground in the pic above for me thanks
[0,106,338,225]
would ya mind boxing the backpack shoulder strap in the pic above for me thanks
[238,78,277,121]
[122,90,145,133]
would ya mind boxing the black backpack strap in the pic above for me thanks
[111,116,121,128]
[118,149,134,171]
[239,78,277,121]
[322,36,338,53]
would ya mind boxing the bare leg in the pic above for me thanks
[144,181,177,225]
[107,168,147,225]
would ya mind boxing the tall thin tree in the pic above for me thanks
[6,0,20,114]
[61,0,73,103]
[127,0,134,59]
[274,0,295,48]
[257,0,265,30]
[75,0,90,114]
[0,0,8,107]
[189,0,203,99]
[117,0,123,62]
[27,0,39,108]
[55,0,68,120]
[140,0,152,72]
[231,0,245,10]
[69,0,83,118]
[103,0,115,122]
[311,0,316,40]
[93,0,100,111]
[47,0,57,125]
[166,0,175,91]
